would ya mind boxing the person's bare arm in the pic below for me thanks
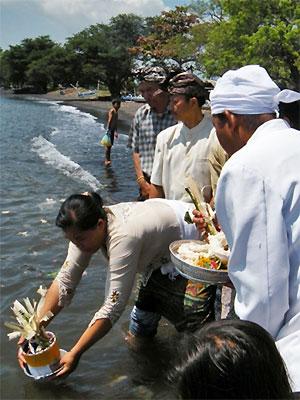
[133,152,151,198]
[39,280,112,378]
[55,318,112,378]
[149,184,164,198]
[39,280,63,324]
[106,109,114,130]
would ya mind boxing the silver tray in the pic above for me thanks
[169,240,229,285]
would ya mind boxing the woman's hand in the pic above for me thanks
[55,350,80,378]
[17,337,26,370]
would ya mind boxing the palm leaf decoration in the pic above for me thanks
[184,177,217,236]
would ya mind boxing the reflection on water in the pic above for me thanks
[103,164,119,195]
[0,95,181,400]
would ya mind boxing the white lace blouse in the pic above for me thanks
[55,199,198,327]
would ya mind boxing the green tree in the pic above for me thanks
[25,46,70,91]
[0,44,27,87]
[66,14,146,97]
[192,0,300,90]
[129,6,201,70]
[0,35,60,90]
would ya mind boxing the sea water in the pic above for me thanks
[0,95,178,399]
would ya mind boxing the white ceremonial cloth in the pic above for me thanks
[210,64,300,115]
[215,118,300,391]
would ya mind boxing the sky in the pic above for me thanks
[0,0,190,50]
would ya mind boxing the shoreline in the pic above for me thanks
[62,99,142,134]
[1,89,211,134]
[0,89,142,134]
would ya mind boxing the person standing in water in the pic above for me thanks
[18,192,202,378]
[104,99,120,165]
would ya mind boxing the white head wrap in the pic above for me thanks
[210,65,300,115]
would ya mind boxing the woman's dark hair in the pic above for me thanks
[56,192,106,231]
[170,319,292,399]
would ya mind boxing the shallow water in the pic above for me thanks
[0,95,180,399]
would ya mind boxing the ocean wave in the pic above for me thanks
[31,135,103,192]
[58,105,97,121]
[34,99,63,105]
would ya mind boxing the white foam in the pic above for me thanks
[31,135,103,192]
[35,99,63,106]
[50,127,60,136]
[37,198,58,210]
[58,105,97,121]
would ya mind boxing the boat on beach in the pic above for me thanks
[121,93,145,103]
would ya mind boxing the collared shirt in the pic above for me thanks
[215,118,300,391]
[127,103,176,176]
[151,115,219,202]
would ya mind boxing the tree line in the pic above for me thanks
[0,0,299,96]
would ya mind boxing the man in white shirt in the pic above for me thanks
[150,72,221,203]
[207,65,300,391]
[127,74,230,346]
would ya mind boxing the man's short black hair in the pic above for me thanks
[168,73,208,107]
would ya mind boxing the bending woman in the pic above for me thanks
[21,192,208,378]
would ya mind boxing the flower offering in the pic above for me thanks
[4,285,54,353]
[182,177,230,271]
[176,232,229,271]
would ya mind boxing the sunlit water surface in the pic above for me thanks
[0,95,180,400]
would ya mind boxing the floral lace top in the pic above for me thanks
[55,199,198,327]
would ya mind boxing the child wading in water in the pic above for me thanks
[104,99,120,165]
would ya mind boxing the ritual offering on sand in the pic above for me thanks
[169,178,230,284]
[4,286,65,380]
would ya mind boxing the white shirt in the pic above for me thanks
[151,116,217,202]
[215,118,300,391]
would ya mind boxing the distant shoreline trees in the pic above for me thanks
[1,0,299,95]
[0,14,149,96]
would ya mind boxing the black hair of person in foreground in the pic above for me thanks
[279,100,300,130]
[169,319,292,399]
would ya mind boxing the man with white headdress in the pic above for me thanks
[199,65,300,391]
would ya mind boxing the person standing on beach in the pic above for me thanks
[104,99,120,165]
[127,66,176,200]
